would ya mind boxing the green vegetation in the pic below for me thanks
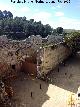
[64,32,80,53]
[56,27,63,34]
[0,10,53,40]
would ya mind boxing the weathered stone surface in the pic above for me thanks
[0,35,71,78]
[38,44,71,76]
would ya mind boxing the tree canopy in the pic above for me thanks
[64,32,80,53]
[56,27,63,34]
[0,10,53,40]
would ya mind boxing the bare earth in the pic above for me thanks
[11,54,80,107]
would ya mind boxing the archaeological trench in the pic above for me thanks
[0,37,71,106]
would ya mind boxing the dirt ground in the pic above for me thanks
[11,53,80,107]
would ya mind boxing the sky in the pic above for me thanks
[0,0,80,30]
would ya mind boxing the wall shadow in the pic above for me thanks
[46,54,80,93]
[11,71,50,107]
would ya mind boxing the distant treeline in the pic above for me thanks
[0,10,63,40]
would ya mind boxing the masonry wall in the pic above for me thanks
[0,37,71,78]
[0,40,36,77]
[39,44,71,76]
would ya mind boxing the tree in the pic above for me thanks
[30,19,34,23]
[43,24,52,37]
[64,32,80,53]
[56,27,63,34]
[0,10,53,39]
[0,10,4,20]
[7,11,13,18]
[3,10,8,18]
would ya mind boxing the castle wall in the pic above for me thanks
[38,44,71,76]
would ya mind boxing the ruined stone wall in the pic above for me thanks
[0,36,71,78]
[0,40,36,77]
[38,44,71,76]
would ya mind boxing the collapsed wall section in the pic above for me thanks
[21,56,37,77]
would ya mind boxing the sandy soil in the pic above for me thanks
[10,54,80,107]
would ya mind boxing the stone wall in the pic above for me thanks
[37,44,71,76]
[0,40,36,77]
[0,35,71,78]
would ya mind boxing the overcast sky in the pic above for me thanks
[0,0,80,29]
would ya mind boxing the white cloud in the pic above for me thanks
[49,17,80,30]
[0,3,30,17]
[60,17,80,30]
[0,3,15,12]
[32,12,52,24]
[0,3,17,17]
[55,12,64,17]
[31,11,80,30]
[0,4,9,11]
[34,9,39,12]
[20,7,30,13]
